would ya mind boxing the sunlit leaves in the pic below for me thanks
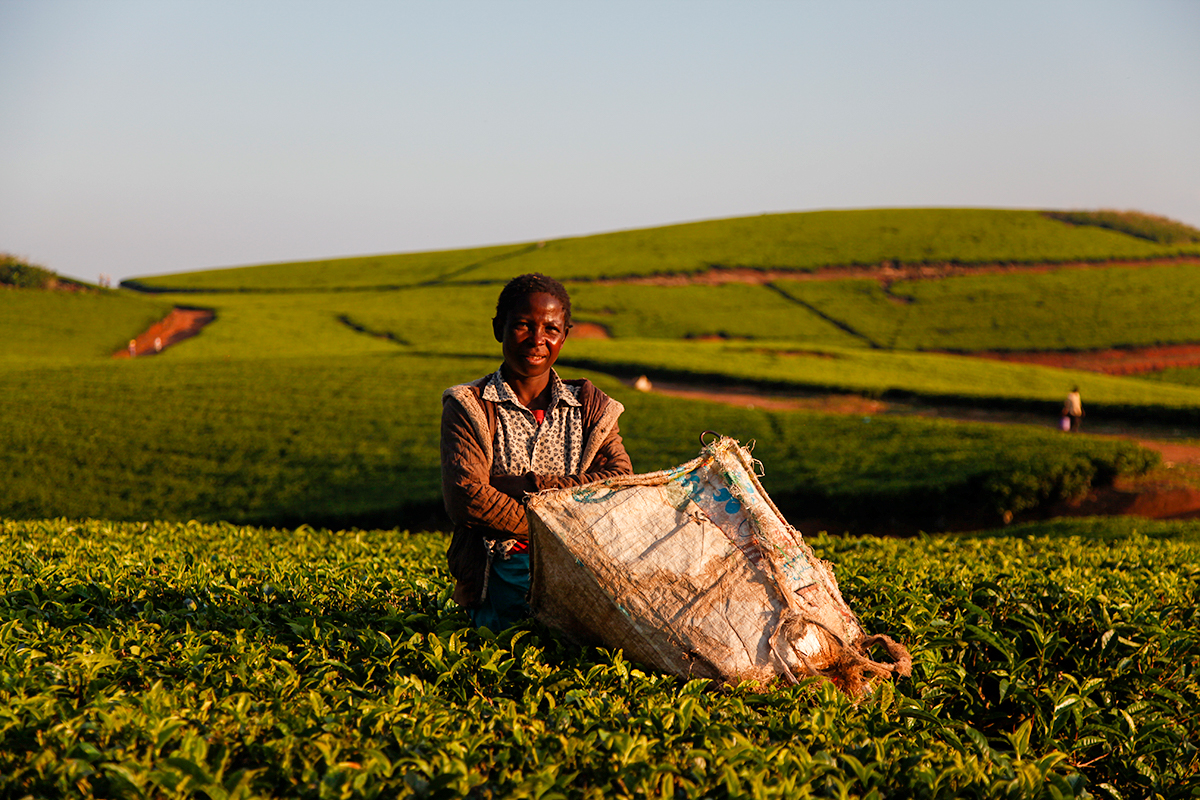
[1,517,1197,798]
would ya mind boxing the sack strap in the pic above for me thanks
[479,538,522,602]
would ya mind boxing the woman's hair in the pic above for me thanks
[493,273,573,331]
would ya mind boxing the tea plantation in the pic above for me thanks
[5,208,1200,526]
[1,517,1196,798]
[0,354,1163,528]
[123,209,1200,291]
[4,207,1200,797]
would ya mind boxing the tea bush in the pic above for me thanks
[0,356,1158,529]
[1044,210,1200,245]
[0,289,172,362]
[771,265,1200,352]
[1,517,1196,798]
[0,253,57,289]
[1139,367,1200,388]
[564,338,1200,425]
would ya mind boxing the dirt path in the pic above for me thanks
[112,307,214,358]
[642,379,1200,523]
[968,343,1200,375]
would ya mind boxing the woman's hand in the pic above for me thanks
[489,474,535,500]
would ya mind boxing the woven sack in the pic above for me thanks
[528,434,910,694]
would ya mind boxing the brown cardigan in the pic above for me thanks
[441,374,632,608]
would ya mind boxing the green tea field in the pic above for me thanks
[1,517,1197,798]
[8,208,1200,527]
[123,209,1200,291]
[4,208,1200,797]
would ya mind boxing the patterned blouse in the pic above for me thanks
[482,368,584,478]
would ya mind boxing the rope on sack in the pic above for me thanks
[769,607,911,687]
[760,541,911,687]
[856,634,913,677]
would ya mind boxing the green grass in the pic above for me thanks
[151,282,1200,426]
[125,208,1200,291]
[174,282,863,359]
[122,243,533,293]
[1,517,1196,798]
[772,264,1200,352]
[315,282,864,350]
[0,289,173,363]
[617,388,1159,522]
[0,273,1184,528]
[0,354,470,528]
[155,291,416,360]
[6,207,1200,528]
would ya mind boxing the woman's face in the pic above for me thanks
[498,292,568,382]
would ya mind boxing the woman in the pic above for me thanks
[440,273,633,630]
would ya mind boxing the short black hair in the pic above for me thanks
[492,273,572,334]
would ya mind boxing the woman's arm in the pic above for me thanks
[530,425,632,491]
[441,395,530,539]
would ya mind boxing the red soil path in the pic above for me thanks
[969,343,1200,375]
[112,307,214,358]
[570,322,612,339]
[594,255,1200,287]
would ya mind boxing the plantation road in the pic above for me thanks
[112,307,214,358]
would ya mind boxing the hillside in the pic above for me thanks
[0,289,173,362]
[4,207,1200,529]
[122,208,1200,291]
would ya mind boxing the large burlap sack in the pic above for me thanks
[527,434,910,694]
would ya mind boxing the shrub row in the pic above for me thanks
[1,518,1196,798]
[1044,210,1200,245]
[0,356,1160,533]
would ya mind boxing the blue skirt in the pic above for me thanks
[468,552,531,631]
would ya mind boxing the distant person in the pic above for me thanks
[440,273,633,631]
[154,336,163,353]
[1064,387,1083,432]
[128,339,137,358]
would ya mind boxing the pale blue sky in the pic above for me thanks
[2,0,1198,284]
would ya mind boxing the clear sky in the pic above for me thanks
[2,0,1198,285]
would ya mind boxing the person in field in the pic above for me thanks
[1064,386,1084,432]
[440,273,633,630]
